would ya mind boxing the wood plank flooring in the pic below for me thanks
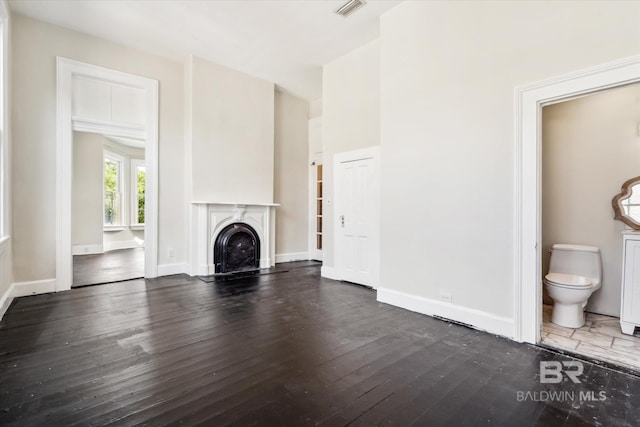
[0,262,639,426]
[73,248,144,287]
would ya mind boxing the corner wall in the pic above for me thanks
[321,39,380,269]
[11,15,185,282]
[379,0,640,335]
[274,90,309,261]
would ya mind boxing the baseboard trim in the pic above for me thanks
[0,283,15,320]
[275,252,309,263]
[157,263,187,277]
[377,287,514,339]
[104,240,143,252]
[321,266,340,281]
[12,278,57,297]
[72,244,104,255]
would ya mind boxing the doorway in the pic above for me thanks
[515,55,640,345]
[72,131,146,287]
[56,57,159,291]
[334,146,380,288]
[538,84,640,372]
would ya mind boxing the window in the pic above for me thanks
[131,159,145,226]
[104,150,124,226]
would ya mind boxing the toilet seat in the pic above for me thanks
[545,272,592,290]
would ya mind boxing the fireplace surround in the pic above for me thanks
[189,202,278,276]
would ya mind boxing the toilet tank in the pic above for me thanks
[549,244,602,280]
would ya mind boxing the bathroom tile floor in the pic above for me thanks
[541,304,640,372]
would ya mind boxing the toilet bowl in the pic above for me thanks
[544,244,602,329]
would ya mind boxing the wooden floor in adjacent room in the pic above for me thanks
[73,247,145,287]
[1,262,639,426]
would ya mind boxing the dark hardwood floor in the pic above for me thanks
[73,247,144,287]
[1,262,639,426]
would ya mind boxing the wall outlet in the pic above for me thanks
[167,247,175,259]
[439,291,452,303]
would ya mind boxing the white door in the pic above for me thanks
[334,147,380,288]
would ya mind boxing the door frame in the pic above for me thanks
[333,146,380,289]
[56,57,159,291]
[514,54,640,343]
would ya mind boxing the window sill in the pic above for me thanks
[103,225,126,232]
[0,235,9,256]
[130,225,145,231]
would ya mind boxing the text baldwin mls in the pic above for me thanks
[517,390,607,402]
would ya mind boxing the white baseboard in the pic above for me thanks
[12,278,57,298]
[275,252,309,263]
[104,240,143,252]
[377,287,514,339]
[0,278,58,320]
[72,244,104,255]
[0,283,15,320]
[157,263,187,277]
[321,266,340,281]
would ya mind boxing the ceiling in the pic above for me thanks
[9,0,402,101]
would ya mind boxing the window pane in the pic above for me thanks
[136,165,145,224]
[104,159,120,224]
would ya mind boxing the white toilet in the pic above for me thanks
[544,244,602,328]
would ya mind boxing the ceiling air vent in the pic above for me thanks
[335,0,367,17]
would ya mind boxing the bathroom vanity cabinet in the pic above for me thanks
[620,231,640,335]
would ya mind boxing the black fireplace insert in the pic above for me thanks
[214,223,261,274]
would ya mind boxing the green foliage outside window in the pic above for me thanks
[104,159,118,224]
[137,167,145,224]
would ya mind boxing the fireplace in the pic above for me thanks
[214,223,260,274]
[189,202,278,276]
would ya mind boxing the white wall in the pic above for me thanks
[72,131,103,247]
[322,39,380,268]
[379,1,640,330]
[274,90,309,260]
[542,83,640,317]
[309,98,322,119]
[11,15,185,282]
[186,55,275,204]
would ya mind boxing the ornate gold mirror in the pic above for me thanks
[612,176,640,230]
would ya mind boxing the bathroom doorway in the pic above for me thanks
[538,83,640,372]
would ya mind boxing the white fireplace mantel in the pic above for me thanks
[191,201,280,207]
[189,202,278,276]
